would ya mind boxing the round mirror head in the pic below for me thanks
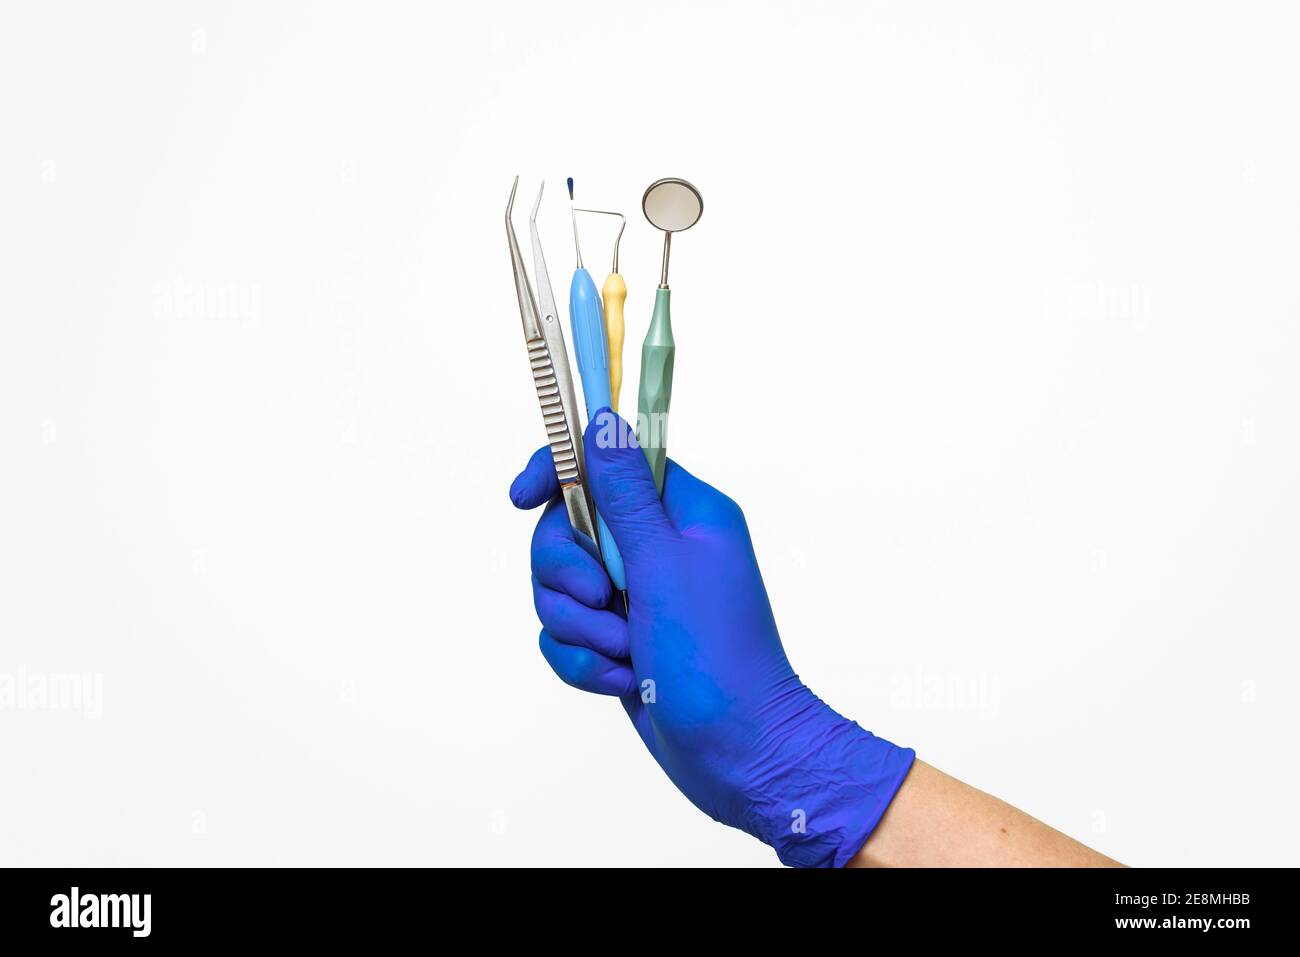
[642,178,703,233]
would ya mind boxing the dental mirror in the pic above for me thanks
[642,178,703,286]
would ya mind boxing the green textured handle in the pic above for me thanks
[637,287,675,494]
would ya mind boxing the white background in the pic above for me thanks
[2,1,1297,867]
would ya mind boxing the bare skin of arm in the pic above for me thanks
[848,760,1123,868]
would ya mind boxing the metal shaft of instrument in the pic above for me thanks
[574,206,628,416]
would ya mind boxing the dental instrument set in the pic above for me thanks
[505,174,703,607]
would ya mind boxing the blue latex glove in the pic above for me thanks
[509,410,915,867]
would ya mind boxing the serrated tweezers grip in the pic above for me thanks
[506,177,600,561]
[527,335,580,483]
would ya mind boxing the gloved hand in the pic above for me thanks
[509,410,915,867]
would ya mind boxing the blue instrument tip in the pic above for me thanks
[566,177,574,200]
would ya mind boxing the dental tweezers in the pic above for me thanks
[505,177,600,559]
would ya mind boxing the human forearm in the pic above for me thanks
[848,759,1122,868]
